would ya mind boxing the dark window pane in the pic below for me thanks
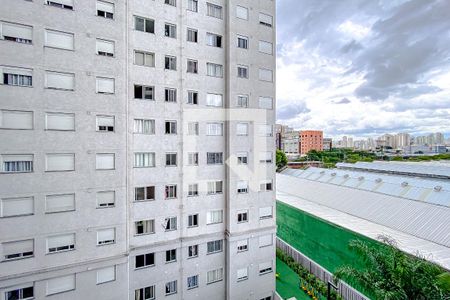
[134,85,143,99]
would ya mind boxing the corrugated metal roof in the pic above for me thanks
[276,172,450,249]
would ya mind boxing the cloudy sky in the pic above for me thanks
[276,0,450,139]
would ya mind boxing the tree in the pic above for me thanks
[276,150,288,170]
[334,235,450,300]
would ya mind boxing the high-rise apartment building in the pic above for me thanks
[0,1,276,299]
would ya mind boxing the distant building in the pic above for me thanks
[283,131,300,156]
[299,130,323,155]
[323,138,332,151]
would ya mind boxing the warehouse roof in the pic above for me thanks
[277,168,450,270]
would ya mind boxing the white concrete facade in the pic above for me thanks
[0,0,276,299]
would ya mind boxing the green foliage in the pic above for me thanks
[334,235,450,300]
[276,149,288,170]
[296,149,375,167]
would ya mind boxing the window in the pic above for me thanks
[237,65,249,78]
[134,85,154,100]
[188,214,198,227]
[187,275,198,289]
[259,261,273,275]
[97,228,115,245]
[237,239,248,252]
[260,297,272,300]
[237,210,248,223]
[206,94,223,107]
[259,40,273,55]
[135,186,155,201]
[236,6,248,20]
[165,249,176,262]
[259,13,273,27]
[97,0,114,19]
[207,268,223,284]
[164,23,176,38]
[0,110,33,130]
[207,63,223,77]
[206,33,222,47]
[165,0,176,6]
[237,181,248,193]
[134,119,155,134]
[207,240,223,254]
[187,122,199,136]
[187,59,198,73]
[259,68,273,82]
[1,154,33,173]
[45,153,75,172]
[187,90,198,104]
[45,193,75,213]
[96,77,115,94]
[165,56,177,70]
[5,285,34,300]
[135,220,155,235]
[165,217,177,231]
[135,16,154,33]
[96,191,115,208]
[237,267,248,281]
[46,0,74,9]
[259,151,273,163]
[46,274,75,295]
[96,39,114,56]
[2,239,34,261]
[165,88,177,102]
[260,180,273,191]
[187,184,198,197]
[96,153,115,170]
[45,71,75,90]
[206,210,223,224]
[237,35,248,49]
[259,96,273,109]
[97,266,115,284]
[236,123,248,136]
[165,121,177,134]
[259,234,273,248]
[0,21,32,44]
[165,185,177,199]
[135,286,155,300]
[237,95,249,108]
[188,245,198,258]
[0,197,34,217]
[207,3,222,19]
[47,233,75,253]
[44,29,74,50]
[134,51,155,67]
[259,124,273,137]
[237,152,248,164]
[166,153,177,166]
[188,0,198,12]
[96,115,114,132]
[1,66,32,87]
[45,112,75,131]
[207,181,223,194]
[165,280,177,295]
[134,153,155,168]
[187,28,198,42]
[188,153,198,165]
[135,252,155,268]
[259,206,273,219]
[207,152,223,164]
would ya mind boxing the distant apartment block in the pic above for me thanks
[299,130,323,155]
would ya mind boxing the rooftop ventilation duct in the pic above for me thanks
[434,186,443,192]
[401,182,409,187]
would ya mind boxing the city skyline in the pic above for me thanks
[276,0,450,138]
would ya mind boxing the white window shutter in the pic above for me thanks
[259,206,272,217]
[259,13,273,26]
[97,191,115,206]
[237,239,247,248]
[47,233,75,249]
[2,239,34,256]
[96,39,114,54]
[259,234,273,247]
[96,77,115,94]
[45,71,75,90]
[97,116,114,127]
[46,113,75,130]
[236,6,248,20]
[2,67,32,76]
[259,97,273,109]
[259,261,272,271]
[96,153,114,170]
[0,110,33,129]
[97,266,115,284]
[97,228,115,242]
[237,268,248,279]
[45,30,74,50]
[46,154,75,171]
[259,69,273,82]
[259,41,273,54]
[2,22,33,40]
[97,0,114,13]
[237,181,248,190]
[45,194,75,213]
[46,274,76,295]
[1,197,34,217]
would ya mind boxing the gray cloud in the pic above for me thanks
[277,103,310,120]
[332,98,351,104]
